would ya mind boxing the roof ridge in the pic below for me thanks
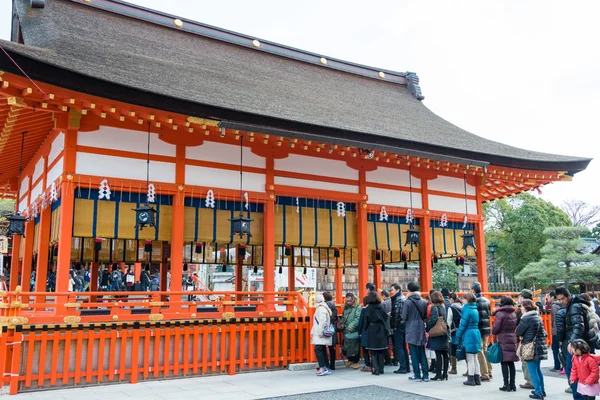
[61,0,425,98]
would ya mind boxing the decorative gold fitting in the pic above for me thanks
[320,57,327,65]
[191,313,197,318]
[63,316,81,324]
[64,303,80,308]
[283,301,293,305]
[269,194,275,200]
[10,301,22,308]
[222,312,235,319]
[149,314,164,321]
[308,290,316,307]
[426,210,430,215]
[178,185,184,191]
[14,285,22,295]
[268,185,275,190]
[173,19,183,28]
[258,312,264,316]
[112,315,119,321]
[222,301,235,305]
[378,71,386,78]
[252,39,261,47]
[187,116,220,127]
[283,311,293,319]
[149,301,164,307]
[67,174,74,181]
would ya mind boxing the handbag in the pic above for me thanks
[344,331,359,340]
[456,343,466,361]
[335,316,345,332]
[486,341,503,364]
[518,341,535,361]
[323,323,336,338]
[428,306,448,337]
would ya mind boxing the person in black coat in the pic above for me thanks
[364,291,389,376]
[323,292,339,370]
[357,296,371,371]
[140,264,151,292]
[516,299,548,399]
[471,281,492,380]
[426,291,449,381]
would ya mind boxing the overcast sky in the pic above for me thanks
[1,1,598,210]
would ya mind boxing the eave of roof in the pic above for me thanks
[1,0,592,175]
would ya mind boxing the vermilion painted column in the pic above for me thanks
[19,221,35,292]
[357,170,369,301]
[35,206,51,301]
[235,245,243,293]
[288,251,295,292]
[373,251,381,292]
[263,156,275,309]
[169,144,185,308]
[9,235,21,291]
[335,255,343,304]
[54,128,77,311]
[475,192,489,292]
[419,180,433,292]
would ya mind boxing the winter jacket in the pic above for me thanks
[402,292,428,346]
[342,301,361,357]
[491,305,519,362]
[364,303,389,350]
[382,298,392,334]
[456,303,482,354]
[426,304,449,351]
[443,296,451,310]
[583,303,600,333]
[311,303,333,346]
[560,295,597,352]
[390,292,406,331]
[570,353,600,386]
[140,270,151,285]
[475,293,491,337]
[447,302,463,345]
[326,300,339,346]
[516,310,547,361]
[358,308,368,347]
[550,300,562,336]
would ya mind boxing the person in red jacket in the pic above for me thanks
[570,339,600,400]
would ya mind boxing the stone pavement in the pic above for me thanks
[6,359,573,400]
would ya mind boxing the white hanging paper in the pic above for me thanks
[147,183,156,203]
[296,197,300,214]
[462,215,468,229]
[379,206,389,221]
[98,179,111,200]
[336,202,346,217]
[49,182,58,202]
[244,192,249,210]
[205,189,215,209]
[406,209,414,224]
[41,194,48,210]
[440,213,448,228]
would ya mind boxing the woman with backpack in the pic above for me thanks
[311,292,333,376]
[447,293,463,375]
[492,296,519,392]
[426,291,449,381]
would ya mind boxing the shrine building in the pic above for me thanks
[0,0,591,394]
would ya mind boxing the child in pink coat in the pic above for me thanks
[570,339,600,400]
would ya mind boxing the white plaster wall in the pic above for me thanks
[19,176,30,200]
[274,176,359,194]
[48,132,64,165]
[275,155,358,180]
[366,167,421,188]
[185,165,265,192]
[46,157,63,186]
[32,157,45,187]
[30,181,43,202]
[429,176,475,195]
[77,127,176,157]
[428,195,477,214]
[18,199,27,213]
[366,187,422,208]
[186,142,265,168]
[76,153,175,183]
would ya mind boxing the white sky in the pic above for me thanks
[1,0,598,208]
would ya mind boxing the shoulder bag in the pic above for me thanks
[428,305,449,337]
[518,321,539,361]
[486,337,503,364]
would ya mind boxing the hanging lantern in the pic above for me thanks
[461,232,476,255]
[334,248,340,258]
[195,242,203,254]
[253,265,258,273]
[278,265,283,274]
[144,240,152,253]
[433,254,439,263]
[229,213,253,238]
[405,228,421,246]
[403,261,408,269]
[455,256,460,266]
[222,265,227,272]
[342,267,345,275]
[284,245,291,256]
[94,238,102,251]
[183,263,188,272]
[401,251,407,262]
[324,267,328,276]
[133,203,157,230]
[7,213,26,237]
[53,245,58,256]
[460,256,465,266]
[375,250,381,261]
[381,263,386,272]
[303,266,307,275]
[238,244,246,259]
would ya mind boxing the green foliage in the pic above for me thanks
[432,259,461,291]
[582,223,600,238]
[484,193,572,277]
[0,199,15,216]
[516,226,600,288]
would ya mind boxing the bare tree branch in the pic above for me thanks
[561,199,600,227]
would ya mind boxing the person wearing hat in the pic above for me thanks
[342,292,362,369]
[517,289,535,390]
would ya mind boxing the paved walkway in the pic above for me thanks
[5,359,573,400]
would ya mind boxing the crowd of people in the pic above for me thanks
[311,283,600,400]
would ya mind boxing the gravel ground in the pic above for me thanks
[265,385,439,400]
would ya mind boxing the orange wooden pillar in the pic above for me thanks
[54,128,77,311]
[475,220,488,292]
[357,170,369,301]
[35,206,52,300]
[9,235,21,291]
[19,221,35,291]
[169,144,185,308]
[288,250,295,292]
[373,252,381,292]
[235,245,243,293]
[263,156,275,309]
[334,256,343,303]
[419,215,433,292]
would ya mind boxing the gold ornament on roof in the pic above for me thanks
[252,40,261,47]
[378,72,385,78]
[173,19,183,28]
[320,57,327,65]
